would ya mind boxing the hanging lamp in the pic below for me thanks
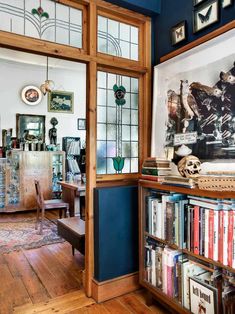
[40,56,55,95]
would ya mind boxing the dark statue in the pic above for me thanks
[49,117,58,145]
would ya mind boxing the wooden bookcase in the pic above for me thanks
[139,179,235,314]
[0,151,65,212]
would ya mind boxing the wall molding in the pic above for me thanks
[92,272,140,303]
[160,20,235,63]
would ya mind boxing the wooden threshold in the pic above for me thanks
[92,272,140,303]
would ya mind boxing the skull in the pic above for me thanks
[177,155,201,178]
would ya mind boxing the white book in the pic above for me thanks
[151,247,156,286]
[151,199,158,237]
[213,209,219,261]
[156,202,162,238]
[204,209,209,258]
[182,262,205,310]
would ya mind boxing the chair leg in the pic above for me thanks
[59,209,62,219]
[66,205,70,218]
[40,206,45,235]
[35,206,40,230]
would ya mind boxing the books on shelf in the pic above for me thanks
[142,184,235,314]
[141,157,171,179]
[162,175,197,188]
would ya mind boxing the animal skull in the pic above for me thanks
[177,155,201,178]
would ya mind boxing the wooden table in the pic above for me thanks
[58,181,86,218]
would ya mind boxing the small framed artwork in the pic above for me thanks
[193,0,206,6]
[16,114,45,142]
[21,85,42,106]
[222,0,233,8]
[189,277,217,314]
[193,0,219,33]
[171,21,187,45]
[77,118,86,130]
[48,90,74,113]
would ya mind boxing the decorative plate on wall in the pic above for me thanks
[21,85,43,106]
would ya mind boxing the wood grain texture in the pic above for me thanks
[92,273,140,303]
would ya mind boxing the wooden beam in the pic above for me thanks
[85,60,97,297]
[160,21,235,63]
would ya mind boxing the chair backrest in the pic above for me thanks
[34,180,44,208]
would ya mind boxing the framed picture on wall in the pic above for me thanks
[193,0,219,33]
[222,0,233,8]
[21,85,42,106]
[77,118,86,130]
[16,114,45,142]
[193,0,206,6]
[171,21,187,45]
[48,90,74,113]
[151,28,235,162]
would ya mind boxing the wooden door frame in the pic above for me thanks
[0,0,152,298]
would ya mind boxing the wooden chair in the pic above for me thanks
[35,180,69,234]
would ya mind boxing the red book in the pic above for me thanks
[208,209,214,260]
[218,210,224,263]
[193,205,200,255]
[228,210,234,267]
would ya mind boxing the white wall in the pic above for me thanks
[0,48,86,147]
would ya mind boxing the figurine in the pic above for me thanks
[49,117,58,145]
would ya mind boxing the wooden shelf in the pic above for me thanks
[183,249,235,274]
[139,179,235,313]
[139,179,235,199]
[145,232,179,250]
[141,280,189,314]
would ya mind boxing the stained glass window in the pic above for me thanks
[0,0,82,48]
[97,16,139,61]
[97,71,139,174]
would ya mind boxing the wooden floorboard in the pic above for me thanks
[1,211,170,314]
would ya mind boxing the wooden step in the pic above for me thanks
[14,290,95,314]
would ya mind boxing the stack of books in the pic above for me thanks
[141,157,171,182]
[162,175,197,188]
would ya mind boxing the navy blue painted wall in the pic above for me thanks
[104,0,161,16]
[94,185,138,282]
[155,0,235,63]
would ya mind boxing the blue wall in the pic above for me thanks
[155,0,235,63]
[104,0,161,16]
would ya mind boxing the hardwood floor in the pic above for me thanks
[0,210,169,314]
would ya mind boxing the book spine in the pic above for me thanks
[213,209,219,261]
[166,201,174,244]
[175,202,179,246]
[208,209,214,260]
[194,205,200,255]
[204,209,209,258]
[232,211,235,268]
[142,168,158,176]
[223,210,229,266]
[151,247,156,286]
[218,210,224,263]
[190,206,194,252]
[152,199,158,237]
[162,249,167,294]
[228,210,234,267]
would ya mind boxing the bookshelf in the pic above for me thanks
[139,179,235,314]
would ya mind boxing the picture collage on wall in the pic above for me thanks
[166,61,235,159]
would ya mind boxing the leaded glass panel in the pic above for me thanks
[97,15,139,61]
[0,0,82,48]
[97,71,139,174]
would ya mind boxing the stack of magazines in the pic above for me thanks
[141,157,171,182]
[162,175,197,188]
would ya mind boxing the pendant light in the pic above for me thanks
[40,56,55,95]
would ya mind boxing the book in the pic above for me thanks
[140,175,165,182]
[189,276,218,314]
[194,205,200,255]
